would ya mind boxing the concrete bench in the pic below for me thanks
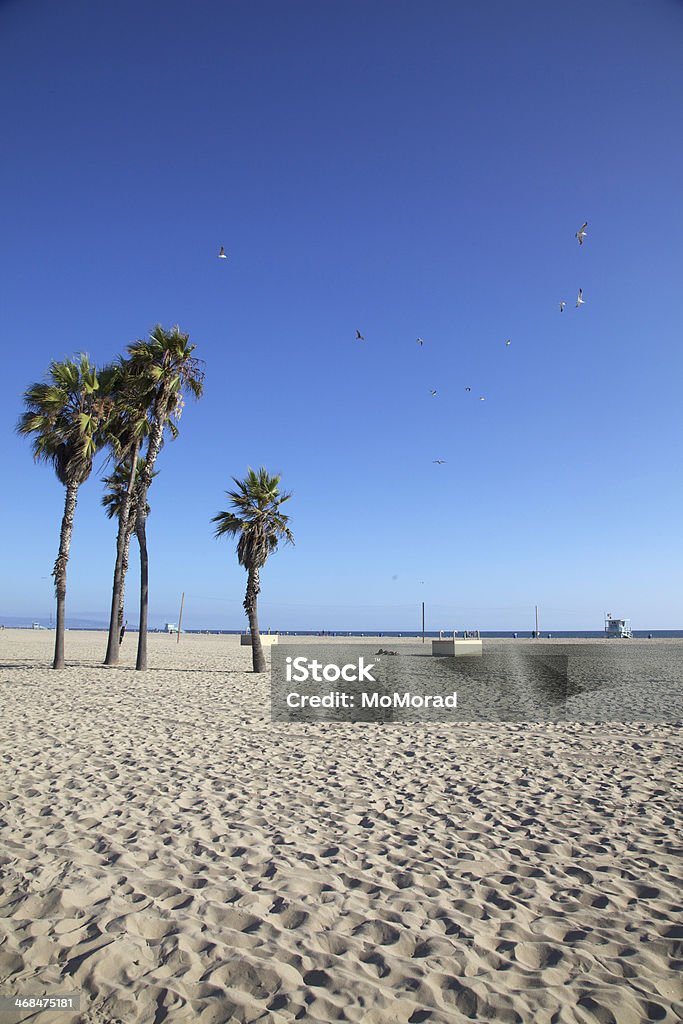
[432,638,482,657]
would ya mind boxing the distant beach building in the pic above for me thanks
[164,622,178,634]
[604,614,632,638]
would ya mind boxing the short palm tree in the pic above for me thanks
[17,355,107,669]
[212,468,294,673]
[125,325,204,669]
[101,456,154,644]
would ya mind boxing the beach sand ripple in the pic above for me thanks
[0,631,681,1023]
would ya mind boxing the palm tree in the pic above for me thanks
[126,325,204,669]
[212,468,294,673]
[101,456,154,644]
[101,362,153,666]
[17,355,108,668]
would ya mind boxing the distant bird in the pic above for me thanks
[433,459,446,464]
[559,301,566,312]
[430,389,438,397]
[355,329,365,340]
[217,246,228,259]
[576,288,584,307]
[416,337,424,346]
[576,222,588,246]
[505,339,511,347]
[479,396,486,401]
[464,386,472,392]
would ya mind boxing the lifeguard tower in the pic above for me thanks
[604,614,632,638]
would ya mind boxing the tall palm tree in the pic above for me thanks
[126,325,204,670]
[212,468,294,673]
[101,456,154,644]
[17,355,108,669]
[101,361,153,666]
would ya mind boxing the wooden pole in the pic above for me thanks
[177,591,185,644]
[422,601,425,644]
[535,604,539,638]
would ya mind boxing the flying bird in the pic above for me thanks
[217,246,228,259]
[505,339,511,347]
[479,396,486,401]
[432,459,446,465]
[576,288,584,307]
[560,301,566,312]
[464,386,472,392]
[430,389,438,397]
[576,222,588,245]
[416,337,424,346]
[355,329,365,340]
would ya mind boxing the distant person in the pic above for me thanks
[119,619,127,645]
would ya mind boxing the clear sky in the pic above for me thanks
[1,0,682,632]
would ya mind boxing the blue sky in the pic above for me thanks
[1,0,682,631]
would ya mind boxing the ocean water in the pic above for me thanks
[6,619,682,639]
[185,629,683,639]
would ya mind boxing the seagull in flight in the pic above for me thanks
[464,386,472,392]
[430,389,438,397]
[416,337,424,346]
[217,246,228,259]
[559,301,566,312]
[355,329,365,341]
[576,288,585,307]
[479,396,486,401]
[505,339,511,347]
[576,222,588,246]
[432,459,446,465]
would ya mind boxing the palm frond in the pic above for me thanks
[213,467,294,570]
[17,353,108,486]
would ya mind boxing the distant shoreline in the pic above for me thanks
[4,625,683,640]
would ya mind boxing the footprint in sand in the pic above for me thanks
[576,995,618,1024]
[359,950,392,979]
[352,920,402,946]
[513,941,564,970]
[303,968,332,987]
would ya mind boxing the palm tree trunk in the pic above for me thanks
[135,511,149,671]
[104,442,140,665]
[131,394,169,672]
[52,482,79,670]
[245,566,266,673]
[118,524,133,635]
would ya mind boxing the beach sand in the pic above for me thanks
[0,630,681,1023]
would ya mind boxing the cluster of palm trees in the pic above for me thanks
[17,325,204,670]
[18,324,295,674]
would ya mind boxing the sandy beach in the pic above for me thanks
[0,630,681,1024]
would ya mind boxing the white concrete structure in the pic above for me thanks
[240,633,279,646]
[432,638,482,657]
